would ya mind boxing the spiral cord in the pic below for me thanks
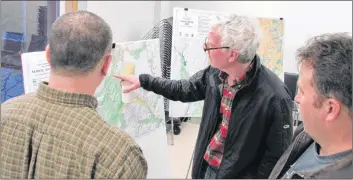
[142,17,173,112]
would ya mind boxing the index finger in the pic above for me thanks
[113,74,126,80]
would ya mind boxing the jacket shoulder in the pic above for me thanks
[257,66,292,101]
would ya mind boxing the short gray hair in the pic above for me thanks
[49,10,112,75]
[211,14,262,63]
[296,33,352,116]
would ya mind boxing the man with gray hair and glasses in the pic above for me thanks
[115,14,293,178]
[0,11,147,179]
[269,33,352,179]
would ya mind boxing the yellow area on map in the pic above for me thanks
[123,62,136,75]
[257,18,284,76]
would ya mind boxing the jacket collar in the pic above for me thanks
[271,125,353,179]
[212,54,261,87]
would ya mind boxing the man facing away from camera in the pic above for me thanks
[269,33,352,179]
[115,14,293,179]
[0,11,147,179]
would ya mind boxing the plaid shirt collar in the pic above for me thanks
[218,59,255,86]
[36,81,98,109]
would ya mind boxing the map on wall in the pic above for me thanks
[95,39,166,139]
[257,18,284,76]
[169,38,206,117]
[169,7,284,117]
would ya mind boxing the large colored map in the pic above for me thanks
[257,18,284,77]
[95,39,166,139]
[95,39,172,178]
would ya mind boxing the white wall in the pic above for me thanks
[87,1,160,43]
[81,1,351,73]
[160,1,352,73]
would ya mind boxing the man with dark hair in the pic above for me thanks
[0,11,147,179]
[269,32,352,179]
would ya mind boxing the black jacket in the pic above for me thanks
[269,123,353,179]
[139,55,293,178]
[269,124,353,179]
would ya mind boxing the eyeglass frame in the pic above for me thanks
[203,37,230,52]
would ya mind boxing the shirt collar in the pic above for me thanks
[36,81,98,109]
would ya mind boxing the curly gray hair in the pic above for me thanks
[211,14,262,63]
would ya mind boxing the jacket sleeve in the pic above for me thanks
[257,97,293,178]
[138,66,210,102]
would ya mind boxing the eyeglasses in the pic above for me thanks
[203,37,230,52]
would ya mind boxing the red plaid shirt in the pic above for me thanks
[203,63,253,169]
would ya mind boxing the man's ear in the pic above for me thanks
[325,98,341,123]
[102,54,112,76]
[229,50,239,62]
[45,44,51,65]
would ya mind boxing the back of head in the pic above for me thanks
[296,32,352,117]
[211,14,262,63]
[49,10,112,76]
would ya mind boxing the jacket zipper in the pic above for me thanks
[197,90,222,178]
[292,172,305,179]
[198,114,220,178]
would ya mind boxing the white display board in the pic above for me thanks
[169,7,285,117]
[21,51,50,94]
[168,7,228,118]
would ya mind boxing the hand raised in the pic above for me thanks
[113,74,141,93]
